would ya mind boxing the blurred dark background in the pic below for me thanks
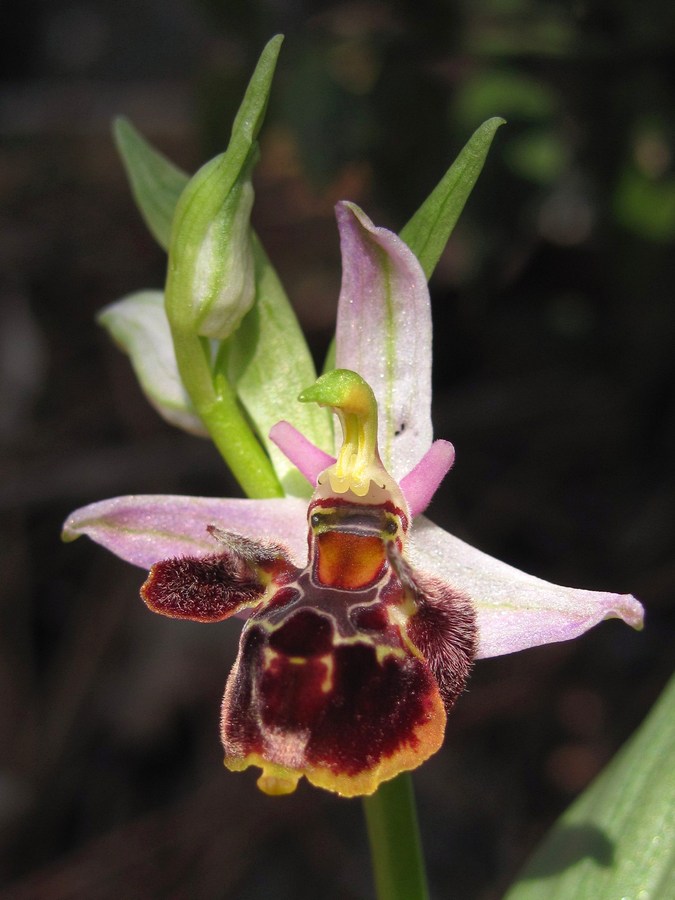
[1,1,673,898]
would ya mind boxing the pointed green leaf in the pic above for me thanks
[113,118,189,251]
[400,117,505,280]
[504,673,675,900]
[322,337,336,375]
[222,235,333,498]
[112,35,284,255]
[228,34,284,158]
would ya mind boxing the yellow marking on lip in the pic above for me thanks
[262,647,280,670]
[319,653,334,693]
[375,644,406,664]
[386,601,429,663]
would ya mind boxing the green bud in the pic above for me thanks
[164,34,283,341]
[165,152,256,339]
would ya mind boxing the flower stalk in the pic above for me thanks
[363,774,429,900]
[169,322,283,499]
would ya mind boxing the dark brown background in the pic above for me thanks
[1,1,673,897]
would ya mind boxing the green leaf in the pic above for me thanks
[167,151,258,339]
[400,117,505,280]
[322,336,336,375]
[223,235,333,498]
[108,37,322,499]
[113,118,189,251]
[504,673,675,900]
[113,35,284,255]
[228,34,284,157]
[159,37,287,499]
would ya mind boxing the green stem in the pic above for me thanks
[363,773,429,900]
[171,325,283,499]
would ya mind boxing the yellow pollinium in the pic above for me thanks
[299,370,382,498]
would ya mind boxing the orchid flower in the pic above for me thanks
[63,201,643,799]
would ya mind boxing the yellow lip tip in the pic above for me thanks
[257,772,299,796]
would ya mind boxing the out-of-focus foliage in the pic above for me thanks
[504,671,675,899]
[192,0,675,298]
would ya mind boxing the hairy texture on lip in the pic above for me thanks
[406,586,477,711]
[221,611,446,797]
[142,554,264,621]
[386,541,477,710]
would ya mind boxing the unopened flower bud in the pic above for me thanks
[165,151,256,340]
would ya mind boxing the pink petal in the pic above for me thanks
[62,495,309,569]
[269,421,335,486]
[407,518,644,659]
[334,202,433,480]
[400,440,456,517]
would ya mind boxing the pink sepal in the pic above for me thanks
[62,495,309,569]
[407,517,645,659]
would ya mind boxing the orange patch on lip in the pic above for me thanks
[315,531,386,589]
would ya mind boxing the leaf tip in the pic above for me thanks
[474,116,507,144]
[111,115,135,153]
[266,33,285,52]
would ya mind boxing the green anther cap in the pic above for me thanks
[300,369,391,500]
